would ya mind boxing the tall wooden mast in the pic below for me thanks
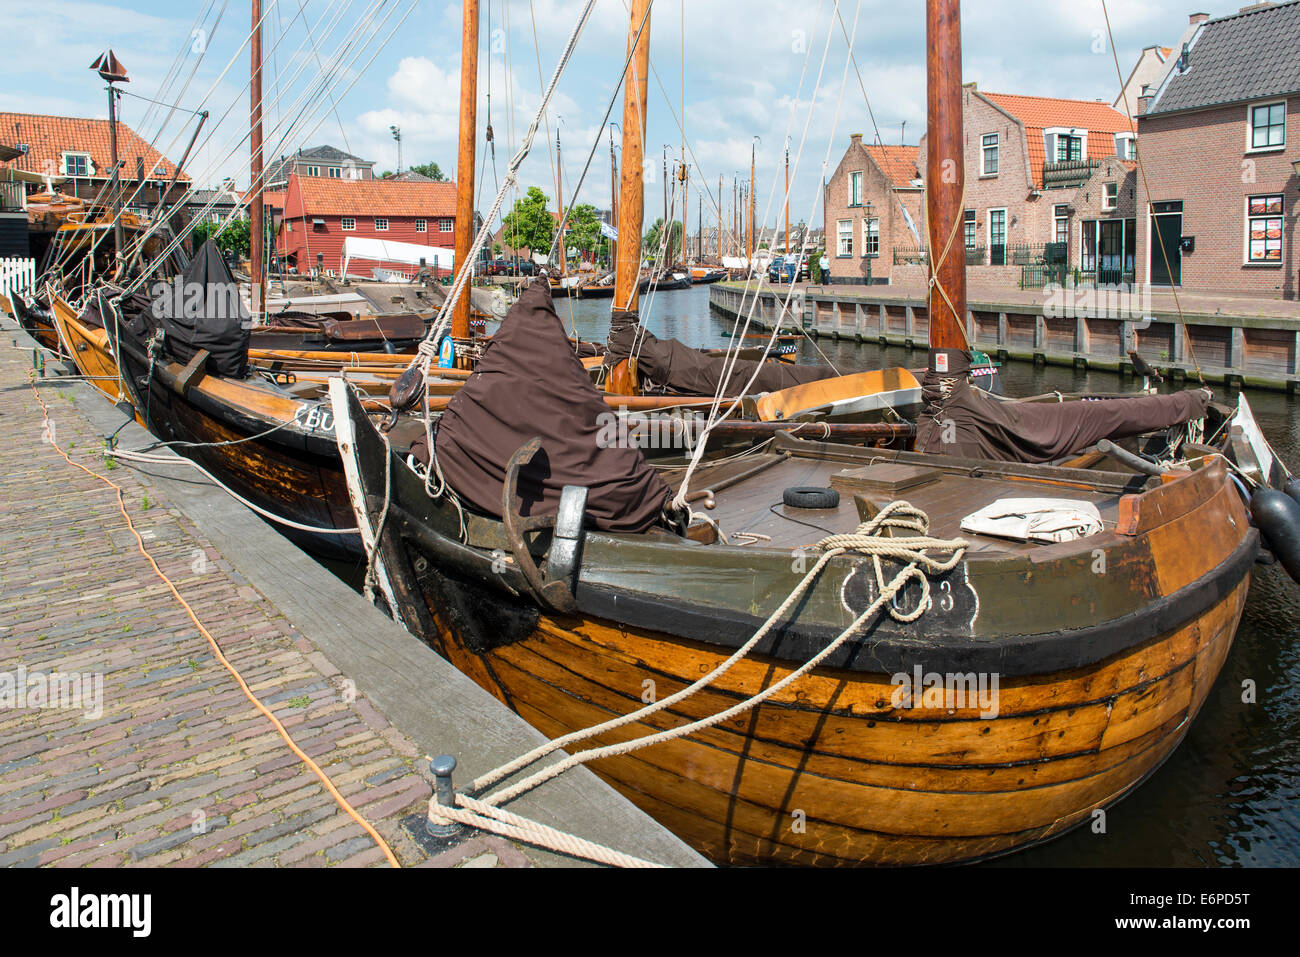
[716,175,722,261]
[614,0,651,312]
[748,141,756,265]
[608,126,619,271]
[925,0,968,354]
[557,129,566,277]
[452,0,480,338]
[250,0,264,321]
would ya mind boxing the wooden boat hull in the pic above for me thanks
[334,382,1257,866]
[50,297,366,560]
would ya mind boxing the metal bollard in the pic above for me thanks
[426,755,463,839]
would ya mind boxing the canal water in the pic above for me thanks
[327,281,1300,866]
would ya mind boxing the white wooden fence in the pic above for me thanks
[0,257,36,310]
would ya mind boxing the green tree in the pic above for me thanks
[809,249,826,283]
[644,218,683,263]
[500,187,555,258]
[565,204,602,260]
[190,216,251,259]
[409,161,446,181]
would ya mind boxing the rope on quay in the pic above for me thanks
[28,374,399,867]
[430,502,967,867]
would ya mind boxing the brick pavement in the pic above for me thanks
[0,338,531,868]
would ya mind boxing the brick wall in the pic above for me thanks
[1135,95,1300,300]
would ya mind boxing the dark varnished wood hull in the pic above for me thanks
[335,383,1256,866]
[51,296,364,560]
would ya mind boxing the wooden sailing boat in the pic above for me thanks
[331,0,1258,865]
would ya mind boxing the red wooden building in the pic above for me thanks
[277,172,457,275]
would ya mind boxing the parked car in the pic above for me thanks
[767,255,809,283]
[487,257,536,276]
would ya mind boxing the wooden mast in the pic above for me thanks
[452,0,479,339]
[250,0,264,321]
[784,143,789,258]
[925,0,968,354]
[614,0,651,312]
[556,129,566,279]
[748,141,755,266]
[608,126,618,273]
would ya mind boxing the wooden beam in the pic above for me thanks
[452,0,480,339]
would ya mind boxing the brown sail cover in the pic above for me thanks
[430,277,673,533]
[914,360,1209,463]
[606,312,838,395]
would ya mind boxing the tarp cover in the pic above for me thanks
[606,312,838,395]
[429,277,673,533]
[124,240,252,378]
[914,357,1208,463]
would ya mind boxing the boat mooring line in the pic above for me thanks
[26,374,398,867]
[105,447,360,535]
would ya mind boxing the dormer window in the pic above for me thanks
[1114,133,1135,161]
[1056,135,1082,162]
[63,152,91,177]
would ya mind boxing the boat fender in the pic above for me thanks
[1250,488,1300,584]
[1284,477,1300,509]
[783,487,840,510]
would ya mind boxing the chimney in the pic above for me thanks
[1190,12,1209,24]
[1238,3,1273,12]
[1138,85,1154,115]
[850,133,863,146]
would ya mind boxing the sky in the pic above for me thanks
[0,0,1251,231]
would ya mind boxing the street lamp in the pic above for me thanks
[1292,158,1300,178]
[390,125,401,174]
[864,199,876,286]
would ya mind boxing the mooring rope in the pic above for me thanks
[431,502,966,865]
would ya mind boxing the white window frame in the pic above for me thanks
[981,133,999,176]
[341,217,356,231]
[1244,194,1284,266]
[305,165,320,176]
[988,208,1007,261]
[1053,205,1070,246]
[439,217,453,233]
[848,170,863,207]
[836,219,853,258]
[1102,182,1118,212]
[1114,132,1135,161]
[415,218,427,233]
[328,166,342,178]
[963,209,976,250]
[62,152,92,177]
[374,217,389,232]
[861,217,879,258]
[1246,100,1286,153]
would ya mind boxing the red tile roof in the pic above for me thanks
[0,111,188,182]
[284,173,457,219]
[864,145,921,186]
[978,92,1132,184]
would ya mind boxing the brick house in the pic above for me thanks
[278,172,456,275]
[823,134,923,284]
[0,111,188,209]
[265,145,375,190]
[919,88,1133,285]
[1135,1,1300,299]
